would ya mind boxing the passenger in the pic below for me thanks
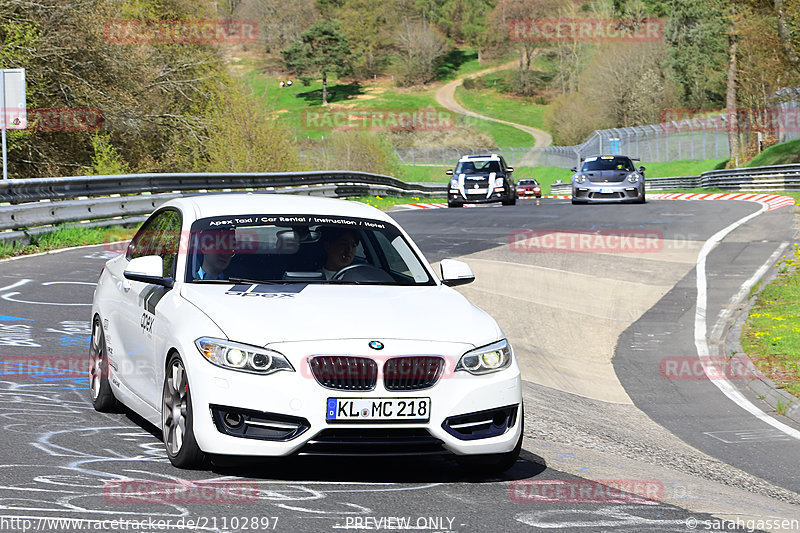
[194,229,236,280]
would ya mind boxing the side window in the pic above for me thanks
[148,210,182,278]
[127,214,162,260]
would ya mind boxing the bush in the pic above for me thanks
[198,86,300,173]
[307,131,402,176]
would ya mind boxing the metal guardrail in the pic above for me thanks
[551,164,800,195]
[0,171,448,244]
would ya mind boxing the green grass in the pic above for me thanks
[0,224,138,260]
[238,48,531,146]
[745,138,800,167]
[437,49,513,81]
[741,243,800,400]
[640,158,728,178]
[455,84,547,132]
[397,165,448,183]
[349,195,445,210]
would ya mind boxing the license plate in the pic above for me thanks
[326,398,430,421]
[599,188,618,193]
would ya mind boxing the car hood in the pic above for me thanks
[582,170,630,183]
[180,283,501,347]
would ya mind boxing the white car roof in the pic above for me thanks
[458,154,500,162]
[162,193,395,223]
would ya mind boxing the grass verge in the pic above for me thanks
[641,159,728,177]
[746,139,800,167]
[0,225,139,261]
[741,242,800,400]
[348,196,445,210]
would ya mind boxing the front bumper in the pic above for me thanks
[572,183,643,203]
[449,189,508,204]
[185,341,523,457]
[518,189,542,198]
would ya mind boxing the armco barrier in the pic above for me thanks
[0,171,447,244]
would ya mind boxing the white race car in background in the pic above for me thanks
[90,194,522,471]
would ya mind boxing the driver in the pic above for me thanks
[321,228,359,279]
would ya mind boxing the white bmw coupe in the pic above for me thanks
[90,194,522,471]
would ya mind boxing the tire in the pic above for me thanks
[89,317,118,412]
[456,407,523,475]
[162,354,206,468]
[571,197,580,205]
[448,201,462,208]
[639,192,646,204]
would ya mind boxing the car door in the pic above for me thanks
[114,209,180,406]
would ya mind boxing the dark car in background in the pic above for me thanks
[516,179,542,198]
[571,155,646,204]
[446,154,516,208]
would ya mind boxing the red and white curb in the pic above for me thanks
[650,192,795,212]
[399,193,795,211]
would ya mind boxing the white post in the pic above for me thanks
[1,70,7,180]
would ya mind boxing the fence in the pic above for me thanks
[396,91,800,169]
[394,120,732,170]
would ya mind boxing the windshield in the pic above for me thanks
[455,159,501,174]
[581,156,635,172]
[518,179,539,186]
[185,214,434,286]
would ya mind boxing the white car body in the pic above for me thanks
[90,194,522,469]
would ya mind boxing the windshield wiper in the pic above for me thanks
[191,278,283,285]
[228,278,284,285]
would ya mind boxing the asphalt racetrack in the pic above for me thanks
[0,197,798,532]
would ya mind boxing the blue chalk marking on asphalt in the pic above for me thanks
[0,315,33,321]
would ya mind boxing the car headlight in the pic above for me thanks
[456,339,513,375]
[495,177,505,187]
[574,175,586,184]
[195,337,294,375]
[450,179,459,189]
[627,173,639,183]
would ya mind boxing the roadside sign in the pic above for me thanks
[1,68,26,180]
[2,69,26,129]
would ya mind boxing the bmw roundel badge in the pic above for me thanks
[369,340,384,350]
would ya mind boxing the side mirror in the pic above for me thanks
[445,169,454,175]
[638,166,646,173]
[570,167,577,173]
[506,166,514,172]
[440,259,475,287]
[124,255,173,287]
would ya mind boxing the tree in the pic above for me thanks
[485,0,552,96]
[664,0,728,108]
[395,19,449,85]
[282,20,353,105]
[337,0,397,76]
